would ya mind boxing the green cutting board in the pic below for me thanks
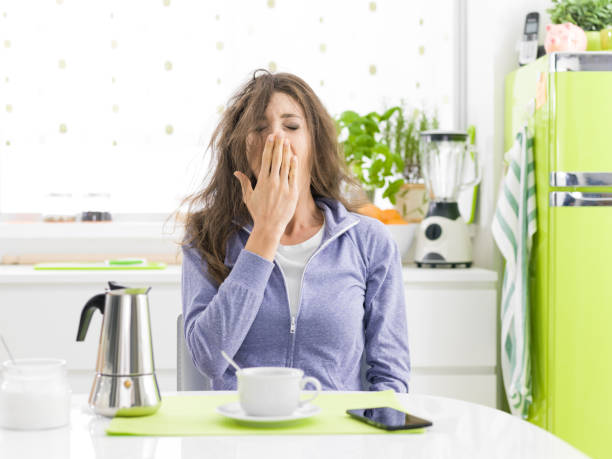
[33,262,167,270]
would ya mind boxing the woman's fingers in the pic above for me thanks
[288,154,298,190]
[233,171,253,203]
[280,139,291,183]
[270,136,283,178]
[243,132,298,236]
[258,134,274,179]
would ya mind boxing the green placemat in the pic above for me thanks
[106,391,425,436]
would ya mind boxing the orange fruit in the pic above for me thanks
[379,209,402,221]
[385,218,409,225]
[359,205,408,224]
[357,204,382,220]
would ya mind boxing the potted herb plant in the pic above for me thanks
[380,105,439,222]
[548,0,612,50]
[336,107,406,205]
[336,107,423,263]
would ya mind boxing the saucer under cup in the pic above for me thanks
[216,401,321,423]
[237,367,321,417]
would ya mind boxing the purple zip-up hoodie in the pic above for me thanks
[182,197,411,392]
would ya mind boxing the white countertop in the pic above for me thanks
[0,265,497,284]
[0,392,587,459]
[0,221,181,240]
[0,265,183,284]
[401,265,498,283]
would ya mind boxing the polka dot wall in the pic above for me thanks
[0,0,455,213]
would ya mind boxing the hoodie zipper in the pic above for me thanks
[272,260,298,367]
[273,260,293,332]
[236,218,359,366]
[285,220,359,367]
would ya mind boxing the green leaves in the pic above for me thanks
[548,0,612,31]
[380,106,401,121]
[382,179,405,205]
[380,104,439,184]
[336,107,406,204]
[339,110,360,124]
[336,104,439,205]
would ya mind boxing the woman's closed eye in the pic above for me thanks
[255,125,299,132]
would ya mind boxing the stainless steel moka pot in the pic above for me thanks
[76,281,161,417]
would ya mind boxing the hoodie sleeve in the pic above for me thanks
[363,224,411,393]
[181,245,274,379]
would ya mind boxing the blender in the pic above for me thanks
[415,131,480,268]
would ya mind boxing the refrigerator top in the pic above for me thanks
[549,52,612,72]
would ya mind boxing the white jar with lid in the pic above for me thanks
[0,358,71,429]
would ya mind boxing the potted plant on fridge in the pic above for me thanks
[547,0,612,50]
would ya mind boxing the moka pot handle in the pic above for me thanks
[76,294,106,342]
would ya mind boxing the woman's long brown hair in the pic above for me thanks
[181,69,363,286]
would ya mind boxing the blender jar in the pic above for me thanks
[419,131,479,203]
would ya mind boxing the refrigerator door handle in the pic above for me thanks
[550,172,612,187]
[550,192,612,207]
[550,52,612,72]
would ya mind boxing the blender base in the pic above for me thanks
[414,214,474,269]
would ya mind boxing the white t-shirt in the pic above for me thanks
[275,220,325,319]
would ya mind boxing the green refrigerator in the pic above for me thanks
[505,52,612,459]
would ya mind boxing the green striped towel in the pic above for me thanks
[492,125,537,418]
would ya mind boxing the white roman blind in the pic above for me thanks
[0,0,459,213]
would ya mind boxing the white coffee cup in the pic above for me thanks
[237,367,321,417]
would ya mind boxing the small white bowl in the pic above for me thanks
[385,223,419,264]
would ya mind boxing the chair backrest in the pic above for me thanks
[177,313,212,391]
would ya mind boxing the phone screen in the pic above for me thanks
[346,407,433,431]
[525,20,538,34]
[523,12,539,37]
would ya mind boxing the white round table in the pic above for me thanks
[0,392,589,459]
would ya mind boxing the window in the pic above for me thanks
[0,0,461,214]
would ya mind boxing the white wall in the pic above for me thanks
[466,0,550,410]
[467,0,550,270]
[0,1,457,214]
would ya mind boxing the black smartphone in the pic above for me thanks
[346,406,433,431]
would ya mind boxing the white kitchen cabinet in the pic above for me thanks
[403,266,498,408]
[0,267,182,394]
[0,265,498,407]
